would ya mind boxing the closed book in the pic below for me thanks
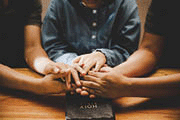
[66,92,115,120]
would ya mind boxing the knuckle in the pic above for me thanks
[71,63,76,68]
[71,68,77,73]
[101,80,108,86]
[89,82,94,86]
[103,74,110,80]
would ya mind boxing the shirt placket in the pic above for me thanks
[91,9,98,40]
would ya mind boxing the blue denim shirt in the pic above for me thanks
[42,0,140,67]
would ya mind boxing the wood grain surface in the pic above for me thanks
[0,68,180,120]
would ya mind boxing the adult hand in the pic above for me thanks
[44,62,81,89]
[80,70,131,99]
[56,62,81,89]
[43,62,61,74]
[75,64,112,98]
[35,74,76,95]
[99,64,113,72]
[72,51,106,75]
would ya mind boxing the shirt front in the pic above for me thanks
[42,0,140,66]
[145,0,180,67]
[0,0,42,67]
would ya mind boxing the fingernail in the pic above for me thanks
[82,87,86,90]
[54,68,60,73]
[76,88,82,93]
[82,72,86,76]
[90,95,96,99]
[77,81,81,86]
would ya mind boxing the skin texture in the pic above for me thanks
[24,25,81,89]
[72,52,106,75]
[0,1,78,94]
[0,64,74,95]
[78,32,180,98]
[81,70,180,98]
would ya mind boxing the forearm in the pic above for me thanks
[25,45,54,75]
[24,25,54,75]
[127,74,180,97]
[0,64,39,93]
[113,48,158,77]
[116,32,165,77]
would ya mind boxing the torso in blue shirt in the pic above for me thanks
[42,0,140,66]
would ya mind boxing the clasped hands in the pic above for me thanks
[72,51,131,99]
[72,51,106,97]
[43,51,128,98]
[44,51,107,95]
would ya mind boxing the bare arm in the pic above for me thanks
[113,32,165,77]
[24,25,81,87]
[79,32,174,98]
[24,25,59,75]
[0,64,38,93]
[81,70,180,98]
[128,73,180,97]
[0,64,69,94]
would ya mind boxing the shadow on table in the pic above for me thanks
[0,86,66,110]
[1,86,180,114]
[112,96,180,113]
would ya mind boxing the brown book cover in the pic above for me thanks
[65,92,115,120]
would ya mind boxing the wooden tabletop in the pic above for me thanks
[0,68,180,120]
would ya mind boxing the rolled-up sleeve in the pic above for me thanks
[96,2,140,67]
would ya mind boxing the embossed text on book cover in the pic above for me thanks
[66,92,115,120]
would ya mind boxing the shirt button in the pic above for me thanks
[92,35,96,39]
[92,22,97,27]
[92,9,97,14]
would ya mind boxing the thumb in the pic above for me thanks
[52,67,61,74]
[44,65,60,74]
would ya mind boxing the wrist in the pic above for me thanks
[123,77,145,97]
[31,78,45,95]
[92,50,106,61]
[118,76,134,97]
[124,77,134,97]
[18,78,43,95]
